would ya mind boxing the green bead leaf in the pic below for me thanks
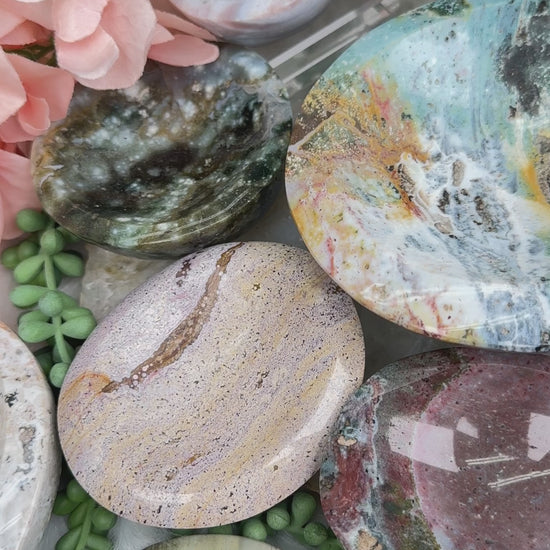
[10,285,49,307]
[38,290,65,317]
[241,518,268,541]
[52,252,84,277]
[62,306,94,321]
[1,246,19,269]
[291,492,317,528]
[17,240,39,261]
[16,209,49,233]
[49,362,70,388]
[55,526,82,550]
[19,310,49,325]
[61,316,97,339]
[266,506,291,530]
[40,227,65,255]
[18,320,56,343]
[66,479,89,504]
[53,493,79,516]
[303,522,329,546]
[13,254,45,284]
[53,340,75,363]
[91,507,117,531]
[68,500,89,529]
[86,533,113,550]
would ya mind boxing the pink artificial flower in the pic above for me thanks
[0,0,54,30]
[53,0,157,89]
[0,48,74,143]
[149,0,218,66]
[0,4,51,46]
[0,141,41,242]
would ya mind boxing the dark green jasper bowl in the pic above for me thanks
[31,46,292,258]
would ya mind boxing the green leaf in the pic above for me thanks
[40,227,65,255]
[68,501,89,529]
[10,285,49,307]
[13,254,45,284]
[55,526,82,550]
[16,209,49,233]
[66,480,89,504]
[1,246,19,269]
[18,320,56,343]
[86,533,113,550]
[91,507,117,531]
[17,240,40,261]
[49,362,70,388]
[38,290,65,317]
[52,252,84,277]
[62,307,94,321]
[53,493,79,516]
[241,518,268,541]
[291,492,317,528]
[266,505,291,530]
[303,522,329,546]
[61,316,97,339]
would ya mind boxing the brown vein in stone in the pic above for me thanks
[101,243,244,393]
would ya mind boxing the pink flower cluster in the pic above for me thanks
[0,0,220,242]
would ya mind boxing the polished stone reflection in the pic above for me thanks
[320,347,550,550]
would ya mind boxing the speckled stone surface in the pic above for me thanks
[170,0,330,45]
[0,322,61,550]
[32,47,292,259]
[58,242,365,528]
[145,535,280,549]
[80,244,171,320]
[321,348,550,550]
[286,0,550,351]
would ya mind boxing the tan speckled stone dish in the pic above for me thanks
[58,242,365,528]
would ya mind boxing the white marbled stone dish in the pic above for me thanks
[169,0,330,45]
[0,323,61,550]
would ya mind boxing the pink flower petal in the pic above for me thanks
[1,20,51,45]
[0,146,40,241]
[7,53,74,119]
[153,9,217,41]
[17,93,49,135]
[53,0,108,42]
[0,0,54,28]
[0,6,24,38]
[148,33,218,66]
[150,21,174,45]
[0,49,26,124]
[56,25,118,80]
[73,0,156,90]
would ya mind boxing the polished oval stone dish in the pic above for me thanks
[170,0,330,45]
[320,348,550,549]
[286,0,550,351]
[32,46,292,259]
[0,322,60,550]
[145,535,280,549]
[58,242,365,528]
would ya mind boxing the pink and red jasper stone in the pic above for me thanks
[320,348,550,549]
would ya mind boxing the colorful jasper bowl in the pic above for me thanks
[286,0,550,351]
[33,47,292,259]
[320,348,550,549]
